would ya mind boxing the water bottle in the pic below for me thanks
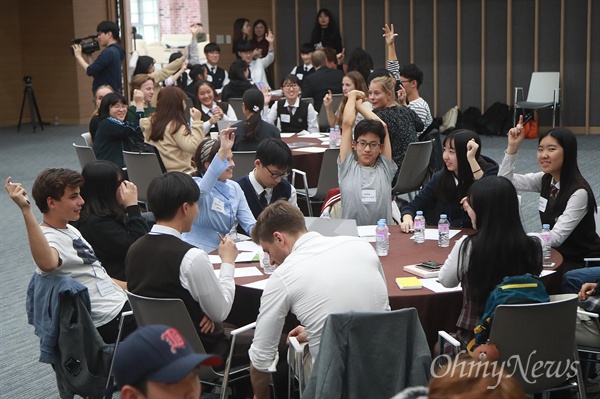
[262,252,276,274]
[329,127,336,149]
[414,211,425,244]
[334,125,341,147]
[376,219,389,256]
[438,214,450,247]
[540,224,552,259]
[321,211,331,219]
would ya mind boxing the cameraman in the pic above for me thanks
[72,21,125,94]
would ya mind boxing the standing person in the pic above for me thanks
[125,74,155,124]
[221,60,255,102]
[5,171,135,344]
[93,92,144,168]
[383,24,432,132]
[400,130,498,230]
[237,138,297,219]
[369,75,423,175]
[499,119,600,269]
[248,201,390,399]
[194,81,238,135]
[72,21,125,94]
[182,128,256,253]
[323,70,371,130]
[89,85,114,139]
[140,86,204,174]
[310,8,343,53]
[232,18,251,56]
[73,161,149,281]
[438,176,543,346]
[338,90,397,226]
[236,32,275,90]
[301,49,344,113]
[232,89,281,151]
[250,19,270,58]
[265,75,318,133]
[204,42,230,92]
[290,43,315,89]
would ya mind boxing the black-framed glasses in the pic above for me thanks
[399,79,413,85]
[355,140,381,149]
[282,84,299,90]
[264,165,289,179]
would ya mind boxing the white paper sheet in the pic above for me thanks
[213,266,264,278]
[540,270,556,277]
[420,278,463,293]
[296,132,325,138]
[280,133,296,138]
[410,228,461,240]
[209,251,258,264]
[235,240,262,252]
[357,225,377,237]
[243,279,269,290]
[293,146,328,153]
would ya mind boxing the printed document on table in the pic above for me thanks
[280,133,295,138]
[409,229,461,240]
[294,146,328,153]
[214,266,264,278]
[420,278,462,293]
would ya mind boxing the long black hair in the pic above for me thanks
[539,128,597,215]
[80,160,125,220]
[459,176,543,308]
[436,129,486,202]
[241,89,264,141]
[133,55,155,76]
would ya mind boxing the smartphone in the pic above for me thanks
[522,113,533,125]
[416,261,442,271]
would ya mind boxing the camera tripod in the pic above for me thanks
[18,76,44,133]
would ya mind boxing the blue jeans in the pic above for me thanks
[561,267,600,294]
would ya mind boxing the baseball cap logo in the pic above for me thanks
[161,328,186,354]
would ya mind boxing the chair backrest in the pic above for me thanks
[73,143,96,169]
[526,72,560,103]
[227,98,244,120]
[125,292,219,382]
[217,119,241,134]
[301,97,315,107]
[488,293,578,394]
[145,42,167,64]
[81,132,93,147]
[317,94,343,132]
[314,148,340,200]
[595,206,600,236]
[231,151,257,181]
[132,39,148,56]
[392,140,433,196]
[122,151,164,203]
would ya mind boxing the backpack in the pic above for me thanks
[476,102,511,136]
[468,273,549,353]
[458,106,481,131]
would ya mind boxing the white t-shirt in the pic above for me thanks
[41,225,127,327]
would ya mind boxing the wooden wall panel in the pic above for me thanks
[562,0,587,126]
[0,0,25,126]
[511,0,536,104]
[363,1,386,67]
[484,0,508,109]
[460,1,482,110]
[437,0,458,115]
[340,0,362,58]
[413,1,434,111]
[590,0,600,127]
[388,0,411,68]
[274,0,297,81]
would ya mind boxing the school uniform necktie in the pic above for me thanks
[259,191,268,208]
[288,106,295,116]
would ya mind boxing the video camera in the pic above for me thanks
[71,35,100,55]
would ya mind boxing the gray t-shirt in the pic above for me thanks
[338,152,397,226]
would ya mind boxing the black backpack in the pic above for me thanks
[476,102,511,136]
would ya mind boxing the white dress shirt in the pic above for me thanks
[201,101,238,134]
[248,169,297,207]
[265,98,319,133]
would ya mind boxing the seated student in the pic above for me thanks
[182,128,256,253]
[125,74,156,124]
[401,130,498,231]
[204,42,230,92]
[438,176,543,347]
[126,171,247,360]
[221,60,255,102]
[499,119,600,269]
[265,75,318,133]
[89,85,114,140]
[193,80,238,135]
[93,92,145,168]
[72,161,149,281]
[323,71,372,131]
[338,90,397,226]
[290,43,315,89]
[232,89,281,151]
[140,86,204,174]
[575,276,600,349]
[5,171,135,344]
[236,138,297,218]
[383,24,433,132]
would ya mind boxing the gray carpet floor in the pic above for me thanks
[0,123,598,398]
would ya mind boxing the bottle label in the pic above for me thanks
[414,219,424,230]
[439,224,449,233]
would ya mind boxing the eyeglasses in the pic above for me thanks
[264,165,289,179]
[355,140,381,149]
[399,79,413,85]
[110,104,128,110]
[282,84,299,90]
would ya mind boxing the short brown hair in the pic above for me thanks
[32,168,84,214]
[251,200,307,244]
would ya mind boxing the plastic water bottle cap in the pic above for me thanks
[334,125,340,129]
[377,219,385,226]
[322,211,329,217]
[329,128,334,132]
[542,224,550,229]
[440,214,447,219]
[416,211,423,215]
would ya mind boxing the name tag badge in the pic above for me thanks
[539,197,548,212]
[206,75,213,82]
[211,197,226,214]
[297,73,303,80]
[361,189,376,203]
[280,114,291,123]
[96,279,116,297]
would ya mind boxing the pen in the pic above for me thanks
[9,181,31,204]
[217,232,225,244]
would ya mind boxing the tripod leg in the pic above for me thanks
[27,89,38,132]
[30,88,44,132]
[17,87,27,132]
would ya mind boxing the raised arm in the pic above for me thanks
[323,90,336,128]
[506,114,525,155]
[383,24,400,80]
[339,91,359,163]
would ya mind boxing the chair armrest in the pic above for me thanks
[438,330,461,347]
[231,321,256,336]
[291,168,312,216]
[577,309,599,319]
[583,258,600,262]
[289,336,304,353]
[514,87,524,103]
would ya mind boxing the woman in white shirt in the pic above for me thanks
[193,81,238,136]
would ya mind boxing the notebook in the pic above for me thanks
[395,277,423,290]
[403,264,440,279]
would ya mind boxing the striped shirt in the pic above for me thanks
[387,60,433,132]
